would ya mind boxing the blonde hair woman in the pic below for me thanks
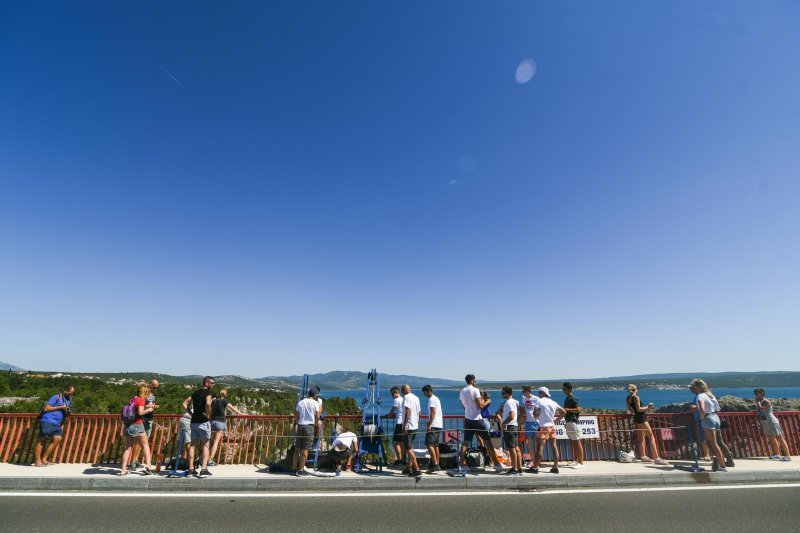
[626,385,668,465]
[207,389,244,467]
[119,384,155,476]
[691,379,728,472]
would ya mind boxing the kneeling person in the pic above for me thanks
[326,430,359,471]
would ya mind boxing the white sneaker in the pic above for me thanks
[566,461,577,467]
[571,463,584,469]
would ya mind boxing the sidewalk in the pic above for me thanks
[1,458,797,492]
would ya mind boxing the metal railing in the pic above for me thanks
[1,412,797,465]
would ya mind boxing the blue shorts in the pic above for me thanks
[39,422,63,438]
[211,420,227,432]
[692,419,706,442]
[124,423,146,438]
[701,413,721,430]
[524,421,540,438]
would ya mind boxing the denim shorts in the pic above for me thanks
[124,423,146,438]
[39,422,63,438]
[211,420,227,432]
[524,421,540,438]
[701,413,721,430]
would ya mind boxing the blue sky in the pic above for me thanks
[1,1,798,380]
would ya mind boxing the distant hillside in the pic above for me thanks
[9,369,463,392]
[263,371,463,391]
[14,371,293,391]
[0,362,24,371]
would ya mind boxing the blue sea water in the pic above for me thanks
[326,387,800,415]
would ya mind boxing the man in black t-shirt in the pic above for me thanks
[562,382,584,468]
[181,376,215,478]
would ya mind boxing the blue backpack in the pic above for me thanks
[121,398,138,426]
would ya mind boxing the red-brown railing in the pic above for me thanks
[1,412,797,465]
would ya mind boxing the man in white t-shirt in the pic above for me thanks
[401,384,423,477]
[496,386,522,475]
[521,385,541,472]
[422,385,443,473]
[384,387,406,466]
[458,374,503,473]
[326,430,359,471]
[533,387,566,474]
[293,388,321,476]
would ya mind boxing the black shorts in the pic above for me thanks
[330,448,353,462]
[463,419,490,445]
[401,430,414,449]
[392,424,404,444]
[425,428,442,447]
[503,426,519,449]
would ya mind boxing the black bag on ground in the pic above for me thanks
[167,457,188,471]
[466,448,484,468]
[438,442,458,469]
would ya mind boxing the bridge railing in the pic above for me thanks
[1,412,797,465]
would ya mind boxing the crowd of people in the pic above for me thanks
[31,376,794,475]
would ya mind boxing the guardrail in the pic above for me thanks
[1,412,797,465]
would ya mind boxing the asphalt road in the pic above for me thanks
[1,485,799,532]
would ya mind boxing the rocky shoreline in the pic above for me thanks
[579,395,800,415]
[655,395,800,413]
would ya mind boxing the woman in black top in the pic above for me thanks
[207,389,244,467]
[626,385,668,465]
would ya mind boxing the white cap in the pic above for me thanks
[538,386,551,397]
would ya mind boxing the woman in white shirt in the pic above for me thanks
[691,379,728,472]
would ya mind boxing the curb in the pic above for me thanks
[1,469,798,492]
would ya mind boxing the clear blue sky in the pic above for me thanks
[2,1,798,380]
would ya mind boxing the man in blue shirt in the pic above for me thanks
[34,385,75,467]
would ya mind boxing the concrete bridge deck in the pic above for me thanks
[1,457,797,492]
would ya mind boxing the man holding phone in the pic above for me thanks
[34,385,75,467]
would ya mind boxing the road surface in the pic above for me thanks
[1,484,798,532]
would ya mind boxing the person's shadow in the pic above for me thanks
[82,465,125,476]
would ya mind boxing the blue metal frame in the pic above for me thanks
[355,368,385,472]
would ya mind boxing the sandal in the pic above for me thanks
[118,471,129,476]
[140,468,153,476]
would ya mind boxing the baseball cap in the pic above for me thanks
[538,386,551,397]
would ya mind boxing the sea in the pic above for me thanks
[326,387,800,415]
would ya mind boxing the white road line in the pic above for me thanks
[1,484,799,498]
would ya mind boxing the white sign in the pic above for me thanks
[554,416,599,439]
